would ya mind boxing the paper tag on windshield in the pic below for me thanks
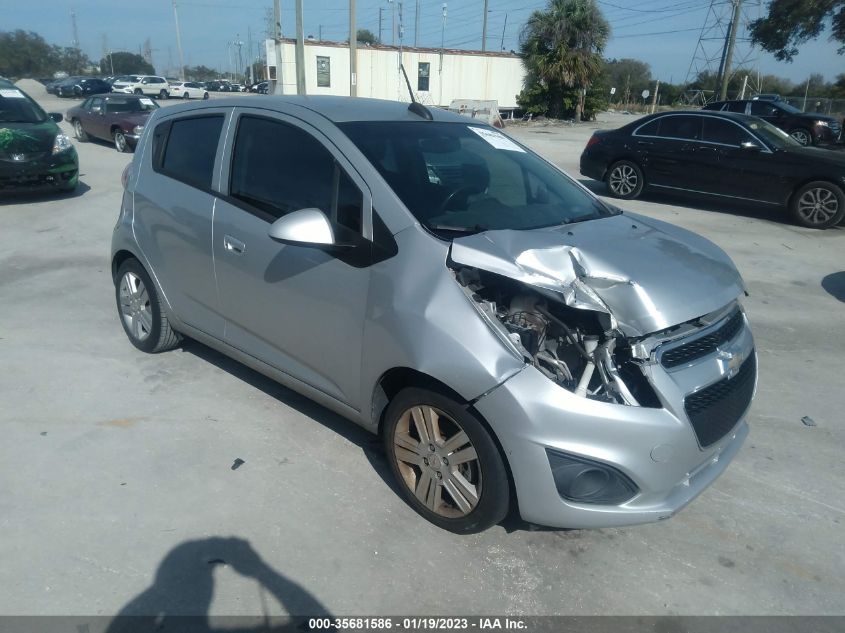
[0,89,26,98]
[139,98,154,106]
[468,126,525,152]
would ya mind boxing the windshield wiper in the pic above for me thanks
[427,223,488,234]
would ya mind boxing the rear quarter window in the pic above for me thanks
[154,115,225,190]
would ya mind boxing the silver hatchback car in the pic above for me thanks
[112,96,756,534]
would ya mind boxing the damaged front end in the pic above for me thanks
[452,264,661,408]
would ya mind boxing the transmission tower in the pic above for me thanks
[70,8,80,50]
[682,0,762,104]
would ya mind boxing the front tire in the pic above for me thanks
[159,90,169,100]
[203,92,209,100]
[134,88,142,95]
[383,387,510,534]
[789,128,812,146]
[115,259,181,353]
[789,181,845,229]
[114,130,130,153]
[606,159,644,199]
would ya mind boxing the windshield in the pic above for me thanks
[105,97,159,113]
[0,88,47,123]
[746,118,800,149]
[340,121,614,236]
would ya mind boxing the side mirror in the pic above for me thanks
[740,141,761,152]
[268,208,336,246]
[49,112,63,123]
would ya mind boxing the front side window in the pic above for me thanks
[750,101,780,117]
[339,121,613,236]
[701,118,755,146]
[418,63,430,91]
[657,115,701,140]
[158,115,224,189]
[316,56,331,87]
[230,115,362,231]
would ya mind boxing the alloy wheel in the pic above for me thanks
[790,129,811,145]
[74,120,84,139]
[392,405,482,518]
[609,164,638,196]
[796,187,840,226]
[114,132,127,152]
[118,272,153,342]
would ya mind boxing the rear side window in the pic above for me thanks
[156,115,224,190]
[229,115,362,230]
[725,101,746,113]
[634,119,660,136]
[658,115,701,140]
[750,101,779,117]
[702,117,755,146]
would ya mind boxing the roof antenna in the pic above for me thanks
[400,63,433,121]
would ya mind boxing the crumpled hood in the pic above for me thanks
[0,120,58,158]
[449,212,745,337]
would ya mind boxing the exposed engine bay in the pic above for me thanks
[453,265,661,407]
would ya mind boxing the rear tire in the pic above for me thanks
[72,119,88,142]
[383,387,510,534]
[182,91,190,100]
[203,92,209,100]
[159,90,168,100]
[789,181,845,229]
[606,159,644,199]
[115,259,181,354]
[789,128,812,146]
[134,88,142,95]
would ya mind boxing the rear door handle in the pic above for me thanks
[223,234,246,255]
[637,140,653,147]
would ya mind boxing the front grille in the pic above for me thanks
[661,310,744,368]
[684,353,756,447]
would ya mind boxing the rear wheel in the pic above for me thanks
[133,88,142,95]
[182,91,190,99]
[606,159,644,199]
[72,119,88,142]
[790,181,845,229]
[159,90,168,100]
[115,259,181,353]
[203,92,209,100]
[789,128,812,146]
[383,387,510,534]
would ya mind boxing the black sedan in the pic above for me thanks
[57,77,112,98]
[580,111,845,229]
[703,99,841,146]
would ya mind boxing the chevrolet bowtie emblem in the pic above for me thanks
[717,347,745,378]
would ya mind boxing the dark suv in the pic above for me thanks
[703,99,841,146]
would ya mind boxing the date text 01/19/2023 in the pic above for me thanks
[307,617,528,630]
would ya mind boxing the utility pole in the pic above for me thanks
[389,0,395,46]
[500,13,507,51]
[719,0,742,101]
[481,0,488,52]
[295,0,306,94]
[273,0,284,95]
[414,0,420,47]
[350,0,357,96]
[650,80,660,114]
[172,0,186,81]
[439,3,447,73]
[802,76,810,111]
[319,25,323,41]
[739,74,748,99]
[378,7,383,43]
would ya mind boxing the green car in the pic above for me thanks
[0,78,78,194]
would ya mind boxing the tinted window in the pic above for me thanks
[0,88,47,123]
[159,115,224,189]
[418,63,430,91]
[635,119,660,136]
[340,121,613,235]
[230,116,362,230]
[725,101,747,113]
[658,115,701,140]
[750,101,780,117]
[701,117,754,146]
[316,57,331,87]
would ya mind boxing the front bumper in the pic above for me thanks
[0,150,79,193]
[474,314,755,529]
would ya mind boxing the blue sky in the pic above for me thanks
[5,0,843,86]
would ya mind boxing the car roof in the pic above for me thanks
[630,109,763,128]
[161,95,471,124]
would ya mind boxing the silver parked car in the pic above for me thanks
[112,96,756,533]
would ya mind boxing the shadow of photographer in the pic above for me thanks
[105,537,332,633]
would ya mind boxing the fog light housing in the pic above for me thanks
[546,448,638,505]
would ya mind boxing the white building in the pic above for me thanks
[264,39,525,109]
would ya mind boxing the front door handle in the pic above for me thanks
[223,234,246,255]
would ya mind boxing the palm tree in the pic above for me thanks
[520,0,610,121]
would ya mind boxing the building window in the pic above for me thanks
[317,56,331,87]
[417,62,430,92]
